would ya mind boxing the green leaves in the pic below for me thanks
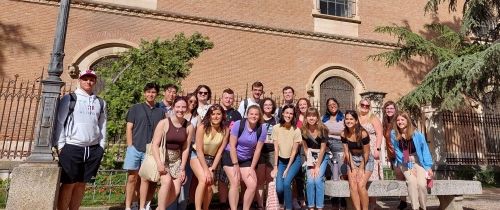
[98,33,213,137]
[399,43,500,112]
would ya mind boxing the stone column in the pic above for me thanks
[421,106,446,176]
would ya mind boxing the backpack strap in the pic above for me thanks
[96,96,105,114]
[237,118,263,140]
[237,119,246,138]
[64,93,77,127]
[255,123,262,140]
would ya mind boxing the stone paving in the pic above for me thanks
[79,188,500,210]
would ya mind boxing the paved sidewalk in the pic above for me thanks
[79,188,500,210]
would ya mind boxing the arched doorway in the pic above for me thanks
[89,55,120,94]
[320,77,355,112]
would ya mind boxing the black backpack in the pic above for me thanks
[237,118,263,140]
[64,93,105,126]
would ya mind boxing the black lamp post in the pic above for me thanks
[28,0,71,162]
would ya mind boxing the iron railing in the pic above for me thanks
[442,111,500,165]
[0,75,42,160]
[0,75,323,161]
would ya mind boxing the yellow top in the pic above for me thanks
[197,131,224,157]
[271,125,302,158]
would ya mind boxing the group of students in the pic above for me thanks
[122,81,434,210]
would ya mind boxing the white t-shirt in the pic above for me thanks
[237,98,260,118]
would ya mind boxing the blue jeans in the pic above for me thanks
[306,155,329,208]
[276,155,302,210]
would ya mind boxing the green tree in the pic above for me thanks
[369,0,499,112]
[98,33,214,137]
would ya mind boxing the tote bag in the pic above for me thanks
[138,121,168,182]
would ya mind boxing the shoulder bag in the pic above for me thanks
[139,118,169,182]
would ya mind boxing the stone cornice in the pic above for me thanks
[19,0,400,49]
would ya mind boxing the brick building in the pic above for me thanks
[1,0,463,111]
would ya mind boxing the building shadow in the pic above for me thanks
[0,22,40,77]
[390,17,463,84]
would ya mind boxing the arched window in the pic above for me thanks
[320,77,355,112]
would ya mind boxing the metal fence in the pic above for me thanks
[0,76,323,161]
[442,111,500,165]
[0,75,42,160]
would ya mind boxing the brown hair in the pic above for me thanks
[343,110,366,146]
[395,111,416,140]
[201,104,227,135]
[301,107,329,139]
[295,98,311,116]
[382,101,398,130]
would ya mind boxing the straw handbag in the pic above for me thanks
[138,121,168,182]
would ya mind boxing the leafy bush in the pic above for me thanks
[98,33,214,137]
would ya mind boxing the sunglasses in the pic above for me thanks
[198,91,208,95]
[360,104,370,108]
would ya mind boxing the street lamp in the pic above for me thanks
[28,0,71,162]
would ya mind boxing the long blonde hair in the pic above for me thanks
[395,111,416,140]
[358,98,376,120]
[301,107,329,138]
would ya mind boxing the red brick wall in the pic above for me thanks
[0,0,461,102]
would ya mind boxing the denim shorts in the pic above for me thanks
[122,145,145,170]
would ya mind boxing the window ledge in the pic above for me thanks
[312,13,361,24]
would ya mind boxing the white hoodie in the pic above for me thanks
[54,88,107,149]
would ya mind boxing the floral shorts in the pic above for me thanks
[166,149,182,179]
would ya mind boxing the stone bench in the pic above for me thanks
[324,180,482,210]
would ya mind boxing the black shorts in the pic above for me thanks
[59,144,104,184]
[221,151,252,167]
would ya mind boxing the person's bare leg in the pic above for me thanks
[125,170,139,209]
[139,177,150,209]
[359,172,373,210]
[224,166,240,210]
[58,183,75,210]
[255,164,266,208]
[68,182,86,210]
[347,169,361,210]
[240,167,257,210]
[166,177,183,206]
[202,184,213,210]
[191,159,207,210]
[157,174,173,210]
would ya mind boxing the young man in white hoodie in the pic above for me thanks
[54,70,107,210]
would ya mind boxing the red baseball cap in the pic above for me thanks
[79,69,97,79]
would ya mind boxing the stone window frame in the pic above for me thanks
[312,0,361,24]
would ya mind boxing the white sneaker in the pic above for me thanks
[145,200,152,210]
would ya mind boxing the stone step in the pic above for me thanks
[324,180,482,197]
